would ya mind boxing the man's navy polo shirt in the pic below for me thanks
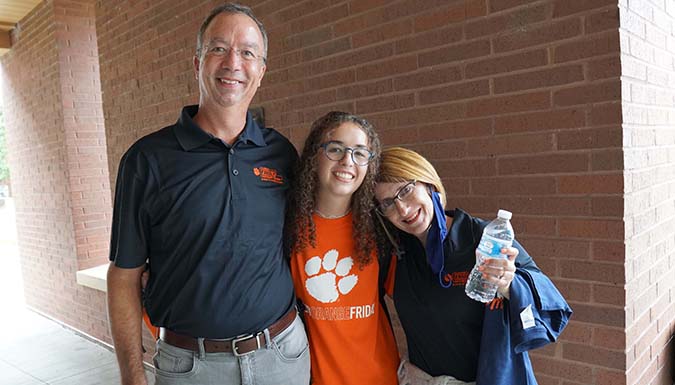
[109,105,298,338]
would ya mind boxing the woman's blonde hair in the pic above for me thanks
[376,146,446,208]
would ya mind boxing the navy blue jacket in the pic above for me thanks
[476,268,572,385]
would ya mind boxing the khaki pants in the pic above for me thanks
[397,360,475,385]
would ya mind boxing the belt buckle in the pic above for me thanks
[231,332,262,356]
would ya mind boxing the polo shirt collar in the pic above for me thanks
[174,105,267,151]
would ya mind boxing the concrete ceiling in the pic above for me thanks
[0,0,42,55]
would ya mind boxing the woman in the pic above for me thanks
[374,147,571,385]
[286,112,399,385]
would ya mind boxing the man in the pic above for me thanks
[107,4,309,385]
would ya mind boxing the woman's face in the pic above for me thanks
[374,180,435,241]
[316,122,370,202]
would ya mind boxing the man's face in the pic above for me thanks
[194,13,266,111]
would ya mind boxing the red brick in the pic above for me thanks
[592,241,625,263]
[594,284,626,307]
[407,141,467,161]
[558,174,623,194]
[334,1,415,37]
[393,65,462,91]
[378,126,419,146]
[354,93,415,114]
[419,80,490,105]
[495,108,585,134]
[301,38,352,62]
[586,7,620,34]
[488,0,537,14]
[2,0,112,356]
[559,219,624,240]
[303,70,354,91]
[526,238,592,261]
[336,78,393,100]
[560,259,624,284]
[381,103,467,128]
[587,56,621,80]
[553,0,617,17]
[494,18,582,53]
[591,148,623,172]
[419,39,491,68]
[346,0,388,14]
[588,102,622,125]
[591,196,623,217]
[288,4,350,34]
[469,132,556,158]
[530,355,594,384]
[564,343,625,369]
[555,280,593,302]
[494,65,584,94]
[558,126,622,150]
[355,55,418,81]
[395,24,463,54]
[560,321,593,344]
[472,176,557,195]
[417,118,493,142]
[414,0,486,32]
[553,31,620,63]
[572,303,626,327]
[466,3,551,39]
[554,80,621,106]
[467,91,551,117]
[498,152,588,176]
[434,158,497,178]
[352,19,413,48]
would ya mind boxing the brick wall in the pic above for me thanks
[0,0,667,383]
[0,0,112,343]
[620,0,675,384]
[58,0,112,271]
[94,1,636,382]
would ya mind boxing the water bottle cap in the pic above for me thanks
[497,209,512,220]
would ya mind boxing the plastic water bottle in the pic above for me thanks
[465,209,514,303]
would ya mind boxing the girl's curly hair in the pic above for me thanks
[286,111,381,267]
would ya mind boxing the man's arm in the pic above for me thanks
[107,262,147,385]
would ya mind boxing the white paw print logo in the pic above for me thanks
[304,249,358,303]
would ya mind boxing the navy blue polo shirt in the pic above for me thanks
[109,105,298,338]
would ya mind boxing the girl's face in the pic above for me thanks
[316,122,371,203]
[374,180,435,241]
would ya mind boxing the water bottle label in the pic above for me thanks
[477,233,511,259]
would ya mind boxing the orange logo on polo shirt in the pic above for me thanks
[253,166,283,184]
[442,271,469,286]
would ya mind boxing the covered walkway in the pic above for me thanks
[0,199,153,385]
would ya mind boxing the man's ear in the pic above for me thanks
[193,54,200,80]
[257,64,266,87]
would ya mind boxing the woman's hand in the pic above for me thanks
[478,247,518,300]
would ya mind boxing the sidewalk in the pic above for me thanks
[0,198,153,385]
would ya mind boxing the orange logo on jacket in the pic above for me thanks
[253,166,284,184]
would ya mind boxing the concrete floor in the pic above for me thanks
[0,198,153,385]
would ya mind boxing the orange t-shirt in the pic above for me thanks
[290,213,399,385]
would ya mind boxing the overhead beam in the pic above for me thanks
[0,30,10,49]
[0,20,14,31]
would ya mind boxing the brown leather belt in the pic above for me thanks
[159,307,296,356]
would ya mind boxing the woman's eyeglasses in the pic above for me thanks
[320,141,374,166]
[376,180,417,215]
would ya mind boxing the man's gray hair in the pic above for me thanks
[196,3,268,62]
